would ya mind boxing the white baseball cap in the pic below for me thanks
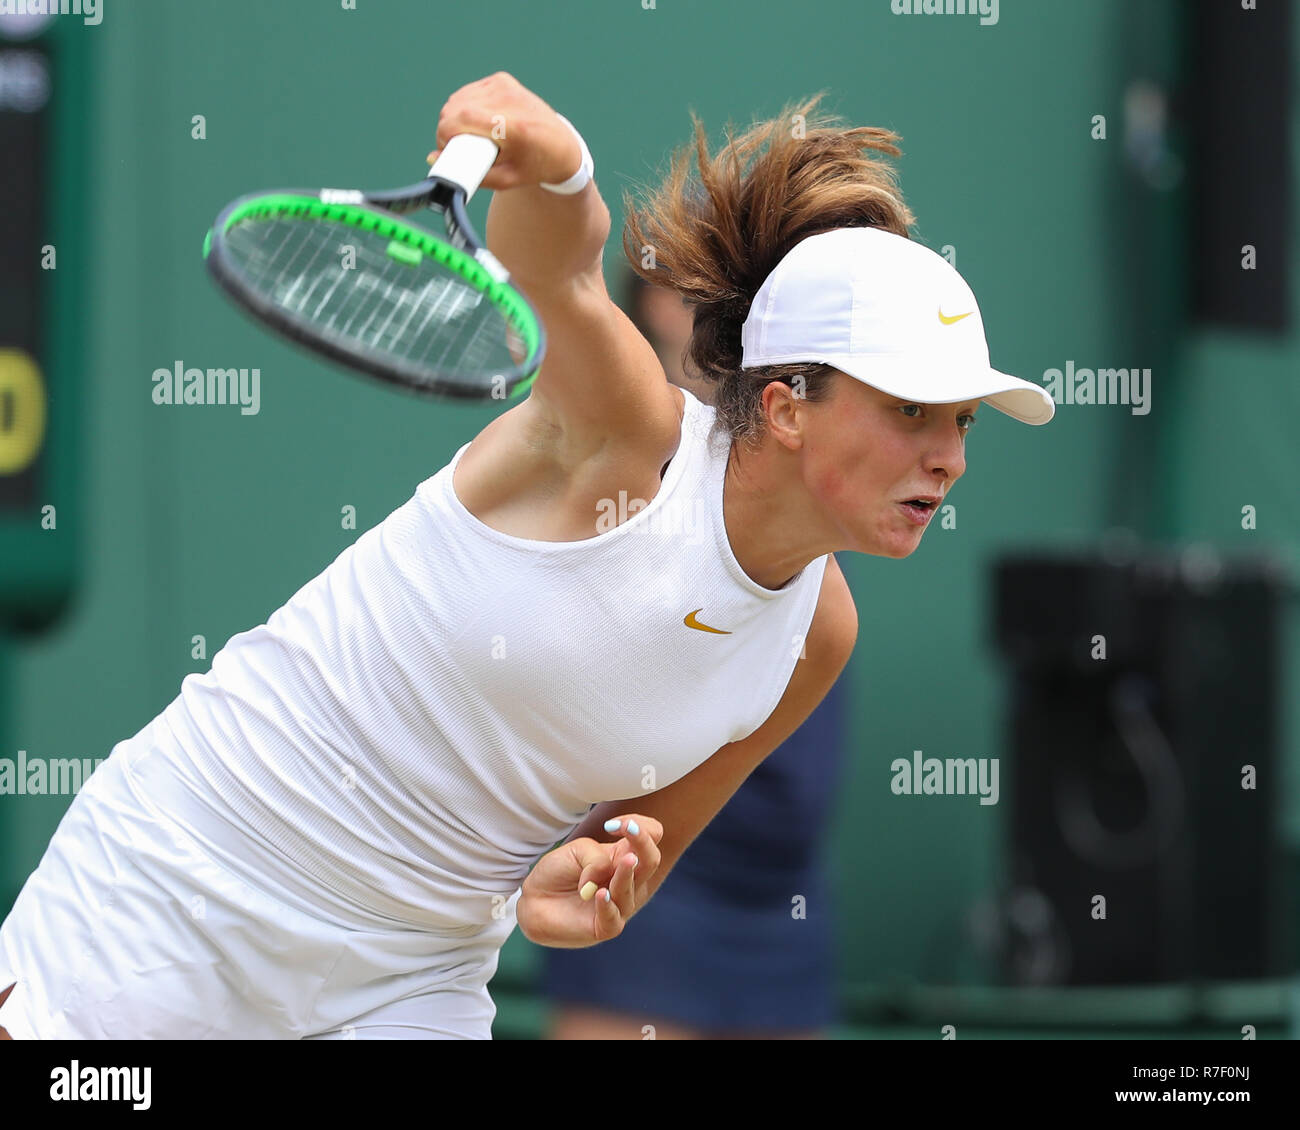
[740,226,1055,425]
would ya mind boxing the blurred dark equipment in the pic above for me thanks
[1187,0,1292,332]
[988,547,1292,986]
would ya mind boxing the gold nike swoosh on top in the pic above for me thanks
[684,609,731,634]
[938,307,974,325]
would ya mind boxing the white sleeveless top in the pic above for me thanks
[149,386,829,935]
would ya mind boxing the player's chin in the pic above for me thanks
[855,530,920,559]
[882,522,928,558]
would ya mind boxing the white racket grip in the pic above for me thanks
[427,134,500,202]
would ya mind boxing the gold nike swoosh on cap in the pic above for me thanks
[938,307,974,325]
[684,609,731,634]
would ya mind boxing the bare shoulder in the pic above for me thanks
[808,553,858,666]
[754,554,857,739]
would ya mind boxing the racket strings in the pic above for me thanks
[224,215,521,385]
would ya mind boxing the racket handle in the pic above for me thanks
[427,134,500,203]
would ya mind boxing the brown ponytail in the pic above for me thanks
[621,92,916,450]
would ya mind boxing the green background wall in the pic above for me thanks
[2,0,1296,1037]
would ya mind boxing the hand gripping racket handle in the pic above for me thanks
[427,133,500,204]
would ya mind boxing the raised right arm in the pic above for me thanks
[436,72,680,465]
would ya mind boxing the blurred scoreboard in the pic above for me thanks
[0,17,83,630]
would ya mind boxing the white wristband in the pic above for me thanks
[540,113,594,195]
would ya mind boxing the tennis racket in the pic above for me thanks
[202,134,546,401]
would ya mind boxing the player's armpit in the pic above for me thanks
[515,269,682,467]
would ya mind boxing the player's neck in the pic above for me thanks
[722,444,832,592]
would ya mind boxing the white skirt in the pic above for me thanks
[0,725,518,1039]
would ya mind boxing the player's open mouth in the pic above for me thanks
[898,499,936,525]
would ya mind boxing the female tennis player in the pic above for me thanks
[0,72,1053,1040]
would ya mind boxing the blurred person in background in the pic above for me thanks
[537,266,851,1040]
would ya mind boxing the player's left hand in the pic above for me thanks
[516,815,663,948]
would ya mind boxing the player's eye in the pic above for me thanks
[899,404,977,432]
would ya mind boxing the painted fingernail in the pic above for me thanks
[580,881,597,901]
[603,889,612,903]
[603,819,622,833]
[626,820,640,836]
